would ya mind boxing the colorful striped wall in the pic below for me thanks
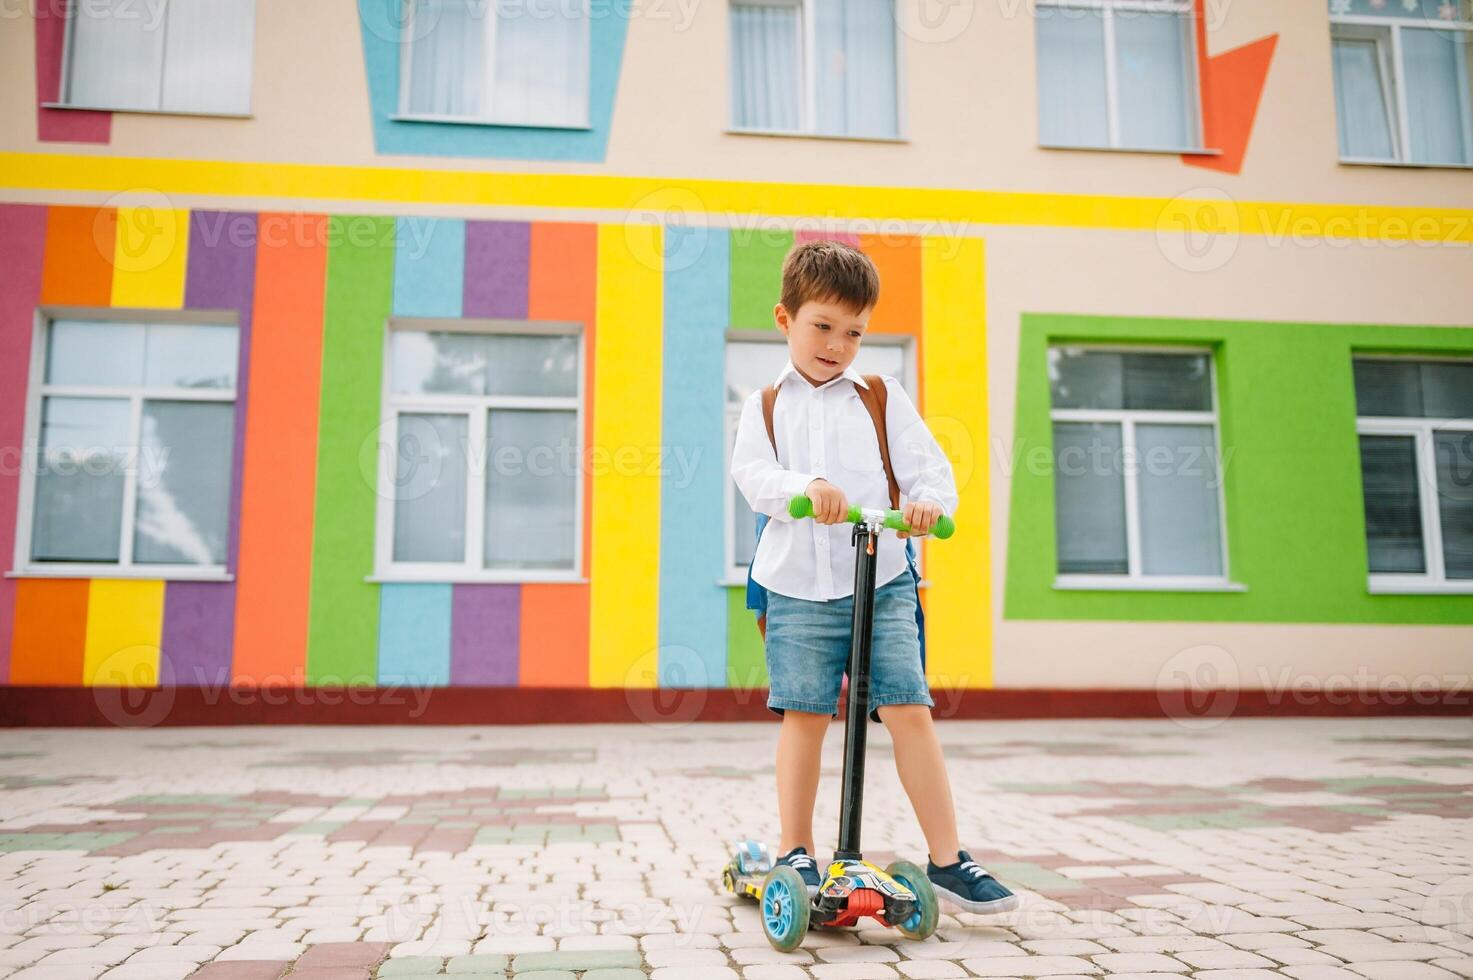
[0,203,992,691]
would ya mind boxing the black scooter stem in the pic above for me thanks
[834,522,880,862]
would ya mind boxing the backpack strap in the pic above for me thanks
[762,376,900,510]
[856,375,901,511]
[761,385,780,461]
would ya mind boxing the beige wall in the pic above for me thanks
[4,2,1473,208]
[979,223,1473,688]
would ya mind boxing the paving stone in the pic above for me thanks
[1090,952,1189,972]
[297,942,393,969]
[893,962,967,979]
[1319,943,1451,962]
[1176,949,1277,969]
[97,966,196,980]
[512,950,643,972]
[446,953,511,972]
[1281,968,1364,980]
[185,962,291,979]
[740,968,811,980]
[1432,961,1473,979]
[961,955,1101,975]
[646,948,731,968]
[1346,966,1460,980]
[1021,940,1108,956]
[808,966,898,980]
[376,956,443,975]
[651,969,741,980]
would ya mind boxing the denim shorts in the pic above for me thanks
[764,571,935,724]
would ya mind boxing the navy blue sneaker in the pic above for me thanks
[777,845,822,897]
[927,850,1019,913]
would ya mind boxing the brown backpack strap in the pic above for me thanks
[761,385,780,458]
[764,376,900,510]
[855,375,900,510]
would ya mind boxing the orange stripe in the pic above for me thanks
[859,234,922,335]
[523,221,596,687]
[10,579,88,685]
[230,213,329,686]
[860,233,926,410]
[40,207,115,306]
[518,584,590,687]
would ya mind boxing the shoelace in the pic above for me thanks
[787,854,815,870]
[958,859,988,880]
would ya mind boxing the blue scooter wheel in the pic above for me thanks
[760,865,811,952]
[886,860,939,941]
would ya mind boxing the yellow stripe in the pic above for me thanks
[6,152,1470,242]
[111,206,189,308]
[920,237,991,690]
[83,579,165,686]
[588,224,663,688]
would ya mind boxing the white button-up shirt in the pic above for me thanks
[730,361,959,601]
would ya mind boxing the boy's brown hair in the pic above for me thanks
[779,240,880,319]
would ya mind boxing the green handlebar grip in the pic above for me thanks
[788,494,955,540]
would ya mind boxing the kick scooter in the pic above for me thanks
[721,495,956,951]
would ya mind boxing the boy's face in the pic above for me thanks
[774,296,872,387]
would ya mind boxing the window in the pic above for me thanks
[729,0,901,139]
[1047,346,1231,589]
[724,337,910,580]
[58,0,256,115]
[17,317,239,577]
[375,322,583,581]
[1354,357,1473,592]
[1034,0,1203,152]
[1329,0,1473,166]
[398,0,591,128]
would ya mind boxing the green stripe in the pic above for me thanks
[306,216,396,683]
[1005,314,1473,624]
[726,587,767,688]
[729,228,793,329]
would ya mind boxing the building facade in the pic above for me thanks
[1,0,1470,718]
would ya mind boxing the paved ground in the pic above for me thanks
[0,717,1469,980]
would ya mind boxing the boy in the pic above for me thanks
[729,240,1018,915]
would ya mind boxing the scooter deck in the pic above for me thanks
[722,851,920,928]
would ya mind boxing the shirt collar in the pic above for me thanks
[774,360,869,391]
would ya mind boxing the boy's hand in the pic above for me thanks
[804,479,849,525]
[898,500,942,538]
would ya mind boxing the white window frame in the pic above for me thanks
[725,0,909,142]
[371,318,586,584]
[721,330,916,585]
[393,0,593,130]
[1355,355,1473,594]
[49,0,257,118]
[9,308,239,582]
[1049,344,1239,592]
[1035,0,1208,154]
[1329,6,1473,168]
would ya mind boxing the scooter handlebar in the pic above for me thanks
[788,494,955,540]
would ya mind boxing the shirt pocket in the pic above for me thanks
[836,415,884,474]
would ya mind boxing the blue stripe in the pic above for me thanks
[378,583,453,686]
[393,217,465,318]
[658,226,731,688]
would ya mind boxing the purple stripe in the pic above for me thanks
[0,205,49,684]
[184,211,257,575]
[451,584,520,686]
[463,221,530,318]
[160,581,235,687]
